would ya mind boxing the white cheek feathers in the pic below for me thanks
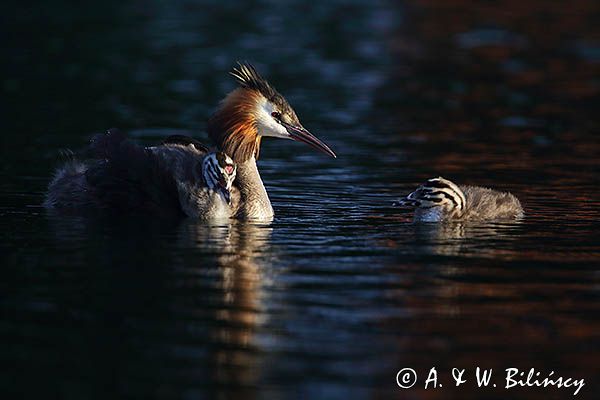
[255,98,290,139]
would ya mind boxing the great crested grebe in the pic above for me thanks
[44,129,238,220]
[45,63,335,221]
[207,63,336,220]
[394,177,524,222]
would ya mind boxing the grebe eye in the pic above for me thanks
[224,165,234,175]
[271,111,281,120]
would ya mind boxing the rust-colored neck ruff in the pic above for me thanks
[208,88,262,163]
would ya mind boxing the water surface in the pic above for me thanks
[2,1,599,399]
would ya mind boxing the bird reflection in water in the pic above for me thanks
[375,210,525,260]
[42,215,274,396]
[410,220,523,258]
[176,221,273,392]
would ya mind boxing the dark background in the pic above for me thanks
[2,1,599,399]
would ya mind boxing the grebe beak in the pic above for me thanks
[283,123,337,158]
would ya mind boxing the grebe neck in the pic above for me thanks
[234,156,273,221]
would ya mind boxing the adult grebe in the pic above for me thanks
[44,63,336,221]
[45,129,238,220]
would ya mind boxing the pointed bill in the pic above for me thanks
[282,123,336,158]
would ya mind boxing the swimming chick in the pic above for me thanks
[394,177,523,222]
[44,128,238,220]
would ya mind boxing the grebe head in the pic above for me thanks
[394,177,466,221]
[202,152,237,204]
[208,62,336,163]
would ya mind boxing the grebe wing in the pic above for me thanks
[160,135,211,154]
[86,129,184,217]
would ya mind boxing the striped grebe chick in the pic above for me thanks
[184,150,237,219]
[394,177,524,222]
[44,129,239,220]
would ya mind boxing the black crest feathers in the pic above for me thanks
[229,62,297,124]
[230,62,277,100]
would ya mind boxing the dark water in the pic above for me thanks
[2,1,600,399]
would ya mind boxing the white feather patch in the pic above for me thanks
[255,97,290,139]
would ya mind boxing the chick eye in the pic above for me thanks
[271,111,281,120]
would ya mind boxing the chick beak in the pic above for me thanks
[283,123,336,158]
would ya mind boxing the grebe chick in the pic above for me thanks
[186,151,237,219]
[394,177,523,222]
[44,129,239,220]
